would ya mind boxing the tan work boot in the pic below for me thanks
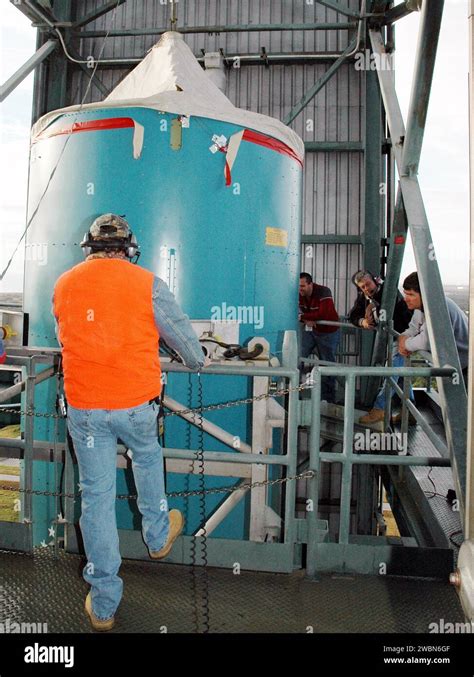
[85,592,115,632]
[359,408,385,425]
[149,509,184,560]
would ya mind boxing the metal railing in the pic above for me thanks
[305,362,457,577]
[0,345,303,566]
[0,348,61,551]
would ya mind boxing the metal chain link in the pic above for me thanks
[0,469,315,501]
[0,380,313,420]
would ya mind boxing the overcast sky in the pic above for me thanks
[0,0,470,292]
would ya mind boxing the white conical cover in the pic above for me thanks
[32,31,304,161]
[106,32,232,107]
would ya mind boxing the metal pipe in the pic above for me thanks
[77,52,362,68]
[0,439,289,469]
[73,22,358,38]
[23,360,35,523]
[163,448,290,466]
[0,366,56,404]
[384,322,394,429]
[283,371,300,546]
[402,0,444,176]
[307,369,322,577]
[384,1,416,24]
[312,320,361,329]
[339,374,355,544]
[314,365,455,377]
[194,481,248,537]
[320,453,450,467]
[304,141,364,152]
[163,394,252,453]
[388,377,449,458]
[400,357,411,454]
[162,363,295,377]
[0,40,57,103]
[301,234,363,244]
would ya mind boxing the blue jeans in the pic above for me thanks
[67,401,169,621]
[373,352,414,410]
[301,329,340,403]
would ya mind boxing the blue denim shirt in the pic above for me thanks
[152,276,204,369]
[52,272,204,370]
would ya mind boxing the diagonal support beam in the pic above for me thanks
[402,0,444,176]
[384,1,417,24]
[371,188,408,369]
[369,27,467,523]
[72,0,126,29]
[369,31,405,164]
[316,0,360,18]
[0,39,57,102]
[284,37,357,125]
[10,0,57,24]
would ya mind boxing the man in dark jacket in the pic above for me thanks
[349,270,413,425]
[349,270,413,334]
[299,272,340,402]
[349,270,412,333]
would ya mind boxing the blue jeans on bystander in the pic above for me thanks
[372,352,415,410]
[301,328,340,403]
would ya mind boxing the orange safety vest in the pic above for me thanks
[53,258,161,409]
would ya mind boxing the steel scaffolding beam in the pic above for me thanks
[304,141,364,151]
[284,37,357,125]
[384,1,416,24]
[369,1,468,522]
[402,1,444,177]
[74,22,358,38]
[316,0,360,18]
[72,0,127,29]
[0,39,57,102]
[371,188,408,370]
[10,0,58,25]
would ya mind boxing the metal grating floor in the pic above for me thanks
[0,547,465,633]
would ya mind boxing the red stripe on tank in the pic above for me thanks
[33,117,135,142]
[242,129,303,167]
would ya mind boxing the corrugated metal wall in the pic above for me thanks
[65,0,367,320]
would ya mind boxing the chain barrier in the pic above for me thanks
[190,373,210,634]
[0,470,315,502]
[0,379,313,421]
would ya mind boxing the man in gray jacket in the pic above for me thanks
[398,272,469,384]
[359,272,468,425]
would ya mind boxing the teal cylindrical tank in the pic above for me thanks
[24,104,302,546]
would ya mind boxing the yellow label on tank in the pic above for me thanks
[265,227,288,248]
[170,118,182,150]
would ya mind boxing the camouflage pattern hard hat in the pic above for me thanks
[89,214,131,241]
